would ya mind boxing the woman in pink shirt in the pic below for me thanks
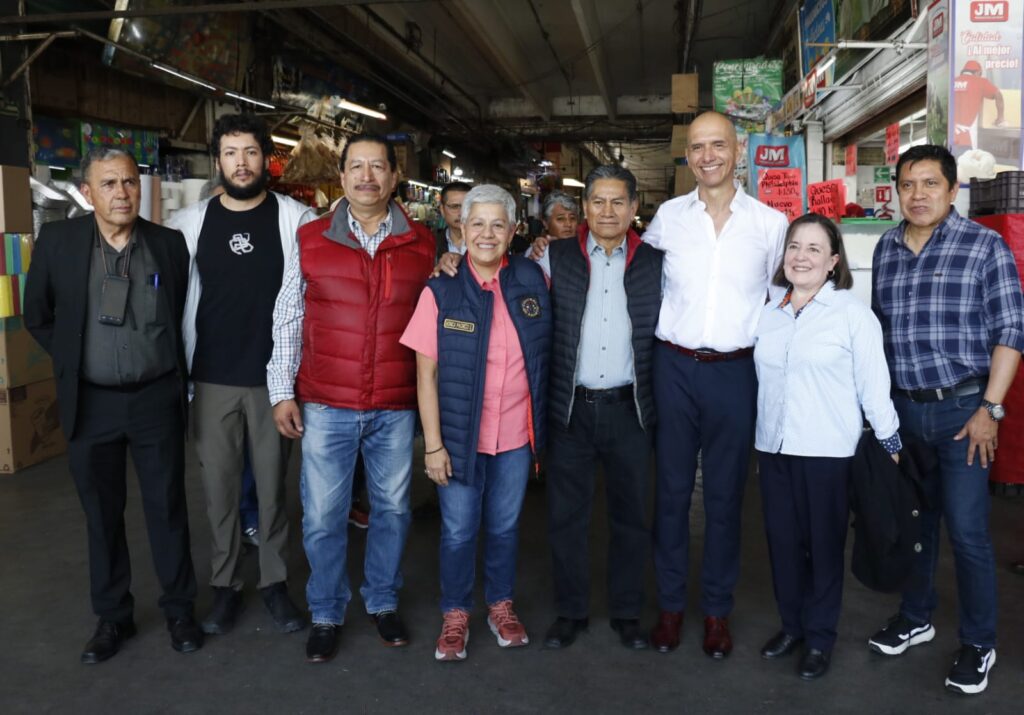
[400,185,551,662]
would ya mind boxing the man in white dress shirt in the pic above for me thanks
[643,111,788,658]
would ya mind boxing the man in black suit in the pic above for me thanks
[24,147,203,663]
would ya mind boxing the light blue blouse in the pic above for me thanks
[753,282,899,458]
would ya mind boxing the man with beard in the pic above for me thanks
[170,113,315,636]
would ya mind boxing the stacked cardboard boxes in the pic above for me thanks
[0,164,64,473]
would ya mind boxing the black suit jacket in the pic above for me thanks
[24,215,190,439]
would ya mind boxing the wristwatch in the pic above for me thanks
[980,399,1005,422]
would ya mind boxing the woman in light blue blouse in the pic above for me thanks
[753,213,900,681]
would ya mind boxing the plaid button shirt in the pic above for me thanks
[348,207,392,259]
[871,208,1024,391]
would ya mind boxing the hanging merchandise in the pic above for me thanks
[713,58,784,129]
[281,125,342,185]
[747,132,807,216]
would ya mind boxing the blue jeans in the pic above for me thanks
[437,445,531,613]
[894,393,997,648]
[300,405,414,624]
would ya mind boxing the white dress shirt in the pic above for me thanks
[643,183,787,351]
[753,282,899,458]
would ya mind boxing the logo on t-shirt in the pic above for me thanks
[229,233,254,255]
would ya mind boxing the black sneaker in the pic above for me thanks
[867,614,935,655]
[945,645,996,695]
[201,587,244,635]
[261,582,306,633]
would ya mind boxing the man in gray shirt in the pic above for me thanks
[25,147,201,664]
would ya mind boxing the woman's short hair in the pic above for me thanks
[460,184,516,226]
[771,212,854,290]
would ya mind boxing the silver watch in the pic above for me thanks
[980,399,1005,422]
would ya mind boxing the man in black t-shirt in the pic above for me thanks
[170,114,314,637]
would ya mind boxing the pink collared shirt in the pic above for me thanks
[400,259,531,455]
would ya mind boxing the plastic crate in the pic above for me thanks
[969,171,1024,217]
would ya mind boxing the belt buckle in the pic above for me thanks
[694,349,717,362]
[580,388,596,403]
[934,388,945,401]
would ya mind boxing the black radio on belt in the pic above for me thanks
[97,240,133,326]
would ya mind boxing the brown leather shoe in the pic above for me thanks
[650,610,683,653]
[703,616,732,659]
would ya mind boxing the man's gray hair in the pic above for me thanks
[81,147,138,184]
[542,191,579,220]
[584,164,638,202]
[460,184,516,226]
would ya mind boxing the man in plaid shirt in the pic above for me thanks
[868,144,1024,695]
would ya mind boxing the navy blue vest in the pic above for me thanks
[428,256,551,486]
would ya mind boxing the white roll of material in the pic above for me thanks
[181,178,207,207]
[139,174,154,221]
[161,181,182,199]
[162,196,182,210]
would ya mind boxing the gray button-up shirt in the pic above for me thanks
[575,233,634,389]
[81,224,177,386]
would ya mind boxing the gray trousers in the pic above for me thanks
[193,382,290,590]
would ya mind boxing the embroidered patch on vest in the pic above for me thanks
[443,318,476,333]
[521,296,541,318]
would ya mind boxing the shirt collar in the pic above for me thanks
[777,280,837,312]
[347,205,392,235]
[683,180,747,213]
[896,206,959,247]
[586,231,626,257]
[466,255,507,288]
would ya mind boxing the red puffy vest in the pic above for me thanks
[295,203,435,410]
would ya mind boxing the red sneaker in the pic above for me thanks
[348,505,369,529]
[487,600,529,647]
[435,609,469,661]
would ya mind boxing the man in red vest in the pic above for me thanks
[268,134,436,663]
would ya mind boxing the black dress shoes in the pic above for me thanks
[543,617,589,649]
[306,623,340,663]
[610,618,648,650]
[81,619,136,664]
[168,616,204,653]
[760,631,804,659]
[201,587,244,635]
[370,610,409,646]
[798,648,831,680]
[261,582,306,633]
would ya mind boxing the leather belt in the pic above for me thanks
[895,376,987,403]
[661,341,754,363]
[574,384,634,403]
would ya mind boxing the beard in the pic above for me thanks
[219,167,269,200]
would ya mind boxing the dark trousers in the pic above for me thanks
[757,451,851,652]
[547,395,651,619]
[67,374,196,623]
[652,343,756,616]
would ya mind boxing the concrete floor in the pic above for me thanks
[1,442,1022,715]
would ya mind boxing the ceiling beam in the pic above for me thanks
[570,0,616,121]
[0,1,387,25]
[446,0,551,121]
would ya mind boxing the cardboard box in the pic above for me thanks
[671,74,699,114]
[0,378,65,474]
[0,317,53,389]
[0,165,33,233]
[674,166,696,197]
[671,125,689,158]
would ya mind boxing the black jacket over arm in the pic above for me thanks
[23,215,190,439]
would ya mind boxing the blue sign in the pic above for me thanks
[799,0,836,76]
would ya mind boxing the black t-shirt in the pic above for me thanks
[192,194,283,386]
